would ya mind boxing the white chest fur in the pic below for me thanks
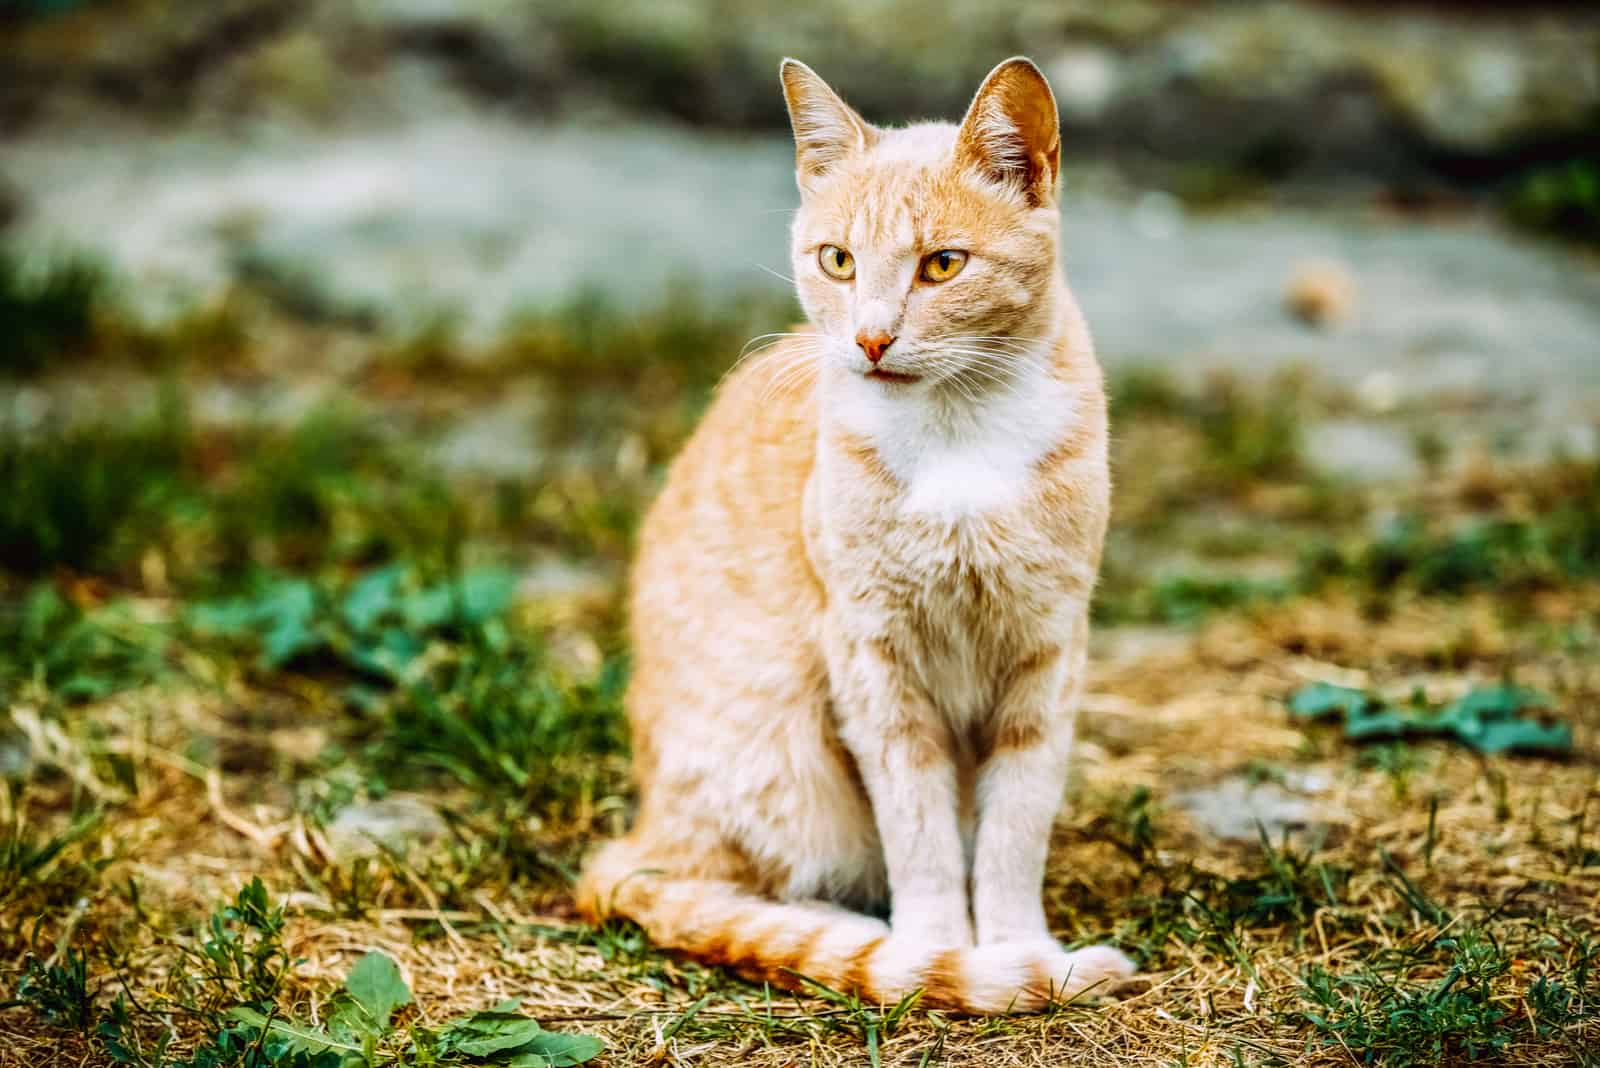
[832,359,1073,524]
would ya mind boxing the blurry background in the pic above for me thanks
[2,3,1599,1066]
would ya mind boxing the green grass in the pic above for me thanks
[0,399,190,575]
[1086,786,1600,1067]
[4,288,1599,1066]
[0,585,173,706]
[1109,366,1307,488]
[0,250,105,377]
[1299,924,1600,1067]
[1508,159,1600,248]
[371,641,628,813]
[0,402,471,587]
[0,812,107,919]
[1301,463,1600,597]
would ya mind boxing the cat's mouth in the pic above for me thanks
[865,368,920,384]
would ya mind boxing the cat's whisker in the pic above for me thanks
[911,353,1017,402]
[737,331,815,358]
[941,333,1048,344]
[927,358,1035,402]
[927,350,1037,389]
[722,333,823,387]
[751,262,797,286]
[754,347,827,406]
[934,335,1047,355]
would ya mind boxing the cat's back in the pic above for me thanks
[631,335,823,632]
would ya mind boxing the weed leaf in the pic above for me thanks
[1287,682,1570,755]
[438,1006,602,1064]
[517,1030,604,1065]
[1287,682,1372,720]
[341,565,404,632]
[226,1007,359,1054]
[343,950,410,1031]
[442,1010,546,1055]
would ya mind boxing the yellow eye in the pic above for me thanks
[818,245,855,280]
[921,249,967,283]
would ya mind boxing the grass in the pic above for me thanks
[0,398,189,575]
[1508,159,1600,248]
[0,250,105,376]
[2,284,1598,1066]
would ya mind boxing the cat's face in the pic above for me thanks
[783,59,1063,392]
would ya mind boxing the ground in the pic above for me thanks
[2,1,1599,1058]
[1,258,1597,1065]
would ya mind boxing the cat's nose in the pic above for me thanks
[855,331,895,363]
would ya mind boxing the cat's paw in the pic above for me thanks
[1039,943,1137,1000]
[959,941,1136,1013]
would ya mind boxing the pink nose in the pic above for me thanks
[855,331,895,363]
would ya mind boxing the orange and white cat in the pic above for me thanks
[577,57,1133,1013]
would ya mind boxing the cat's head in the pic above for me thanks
[781,57,1063,392]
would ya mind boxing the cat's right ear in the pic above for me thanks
[780,59,876,191]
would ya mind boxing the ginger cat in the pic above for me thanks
[576,57,1134,1013]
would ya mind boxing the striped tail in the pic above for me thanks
[575,840,1134,1014]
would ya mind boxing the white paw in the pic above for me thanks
[1042,943,1137,1000]
[958,940,1135,1014]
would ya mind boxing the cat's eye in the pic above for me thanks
[818,245,855,281]
[920,250,967,283]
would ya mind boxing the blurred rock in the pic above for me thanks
[325,794,447,859]
[1048,46,1121,123]
[517,558,616,611]
[429,390,546,478]
[1304,419,1420,483]
[1174,770,1334,842]
[0,730,32,779]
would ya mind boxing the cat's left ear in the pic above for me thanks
[956,57,1061,206]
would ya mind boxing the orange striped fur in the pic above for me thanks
[576,57,1134,1014]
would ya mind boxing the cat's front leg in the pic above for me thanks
[971,641,1080,947]
[824,622,972,947]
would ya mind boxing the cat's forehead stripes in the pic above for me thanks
[844,187,917,263]
[817,164,983,257]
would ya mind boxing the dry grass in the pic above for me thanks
[3,581,1595,1067]
[2,288,1597,1065]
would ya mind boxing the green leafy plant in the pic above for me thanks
[185,877,295,1010]
[1288,681,1572,755]
[227,950,603,1066]
[12,948,97,1032]
[190,565,516,680]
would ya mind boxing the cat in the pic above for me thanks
[576,56,1134,1014]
